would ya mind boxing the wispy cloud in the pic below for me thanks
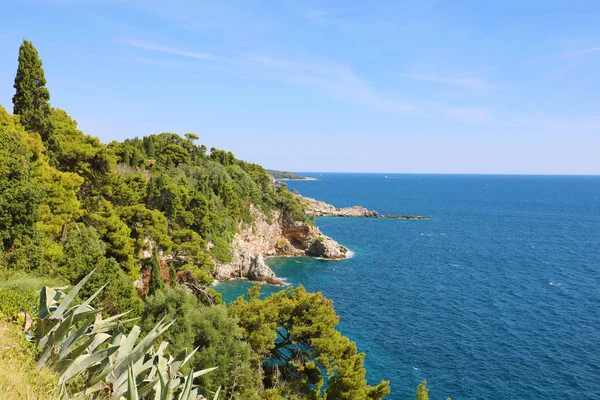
[462,66,501,77]
[243,54,421,115]
[563,47,600,57]
[401,72,502,90]
[122,39,217,60]
[444,107,492,123]
[516,116,600,130]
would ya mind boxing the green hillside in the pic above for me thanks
[0,40,394,399]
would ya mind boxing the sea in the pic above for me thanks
[215,173,600,400]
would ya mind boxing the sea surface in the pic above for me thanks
[215,173,600,400]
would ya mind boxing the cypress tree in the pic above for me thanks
[12,39,56,155]
[148,246,164,296]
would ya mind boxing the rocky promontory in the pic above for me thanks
[214,192,426,285]
[294,193,427,220]
[214,205,347,284]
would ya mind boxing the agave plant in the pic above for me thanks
[35,269,219,399]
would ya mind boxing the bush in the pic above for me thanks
[184,263,214,286]
[142,287,255,399]
[0,287,38,324]
[211,237,233,263]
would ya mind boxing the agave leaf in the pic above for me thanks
[59,345,118,385]
[88,332,112,353]
[170,347,199,374]
[54,335,96,375]
[156,340,169,357]
[58,322,93,360]
[52,269,96,320]
[126,363,140,400]
[213,386,221,400]
[115,325,141,363]
[156,364,169,400]
[177,368,194,400]
[37,311,76,369]
[74,283,108,315]
[87,321,173,389]
[135,376,158,397]
[109,320,175,383]
[192,367,218,379]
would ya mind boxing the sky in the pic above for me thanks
[1,0,599,174]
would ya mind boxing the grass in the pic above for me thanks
[0,322,58,399]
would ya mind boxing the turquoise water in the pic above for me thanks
[216,174,600,400]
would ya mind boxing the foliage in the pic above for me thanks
[12,39,56,157]
[57,226,142,316]
[142,287,255,399]
[148,247,164,297]
[87,199,136,275]
[0,286,38,324]
[228,285,390,399]
[49,108,117,207]
[415,381,429,400]
[0,105,43,250]
[35,270,219,399]
[265,169,307,180]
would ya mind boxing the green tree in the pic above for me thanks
[57,225,142,315]
[415,381,429,400]
[87,199,136,276]
[228,285,390,399]
[12,39,56,156]
[142,287,256,399]
[49,108,117,206]
[0,106,43,251]
[147,247,164,296]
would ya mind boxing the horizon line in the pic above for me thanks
[290,171,600,177]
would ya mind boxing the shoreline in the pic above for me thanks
[215,248,353,287]
[276,177,319,181]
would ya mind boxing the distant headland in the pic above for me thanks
[266,169,317,180]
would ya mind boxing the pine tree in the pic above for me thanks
[147,246,164,296]
[12,39,56,156]
[415,381,429,400]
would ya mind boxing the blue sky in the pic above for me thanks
[1,0,599,174]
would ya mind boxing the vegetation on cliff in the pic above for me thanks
[0,39,397,398]
[266,169,308,180]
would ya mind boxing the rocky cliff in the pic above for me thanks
[214,205,347,284]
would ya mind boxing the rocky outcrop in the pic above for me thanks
[307,236,347,259]
[247,255,284,285]
[214,192,426,284]
[214,205,348,282]
[296,194,379,217]
[295,193,427,220]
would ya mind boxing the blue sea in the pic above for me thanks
[216,173,600,400]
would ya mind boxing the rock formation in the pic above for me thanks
[214,192,425,284]
[295,193,427,220]
[247,254,284,285]
[214,205,348,282]
[295,194,379,217]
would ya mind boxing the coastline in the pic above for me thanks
[276,177,319,181]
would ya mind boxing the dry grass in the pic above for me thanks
[0,323,58,399]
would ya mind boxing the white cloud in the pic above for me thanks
[243,54,422,115]
[563,47,600,57]
[122,39,216,60]
[401,71,502,91]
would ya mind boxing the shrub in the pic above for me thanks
[211,237,233,263]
